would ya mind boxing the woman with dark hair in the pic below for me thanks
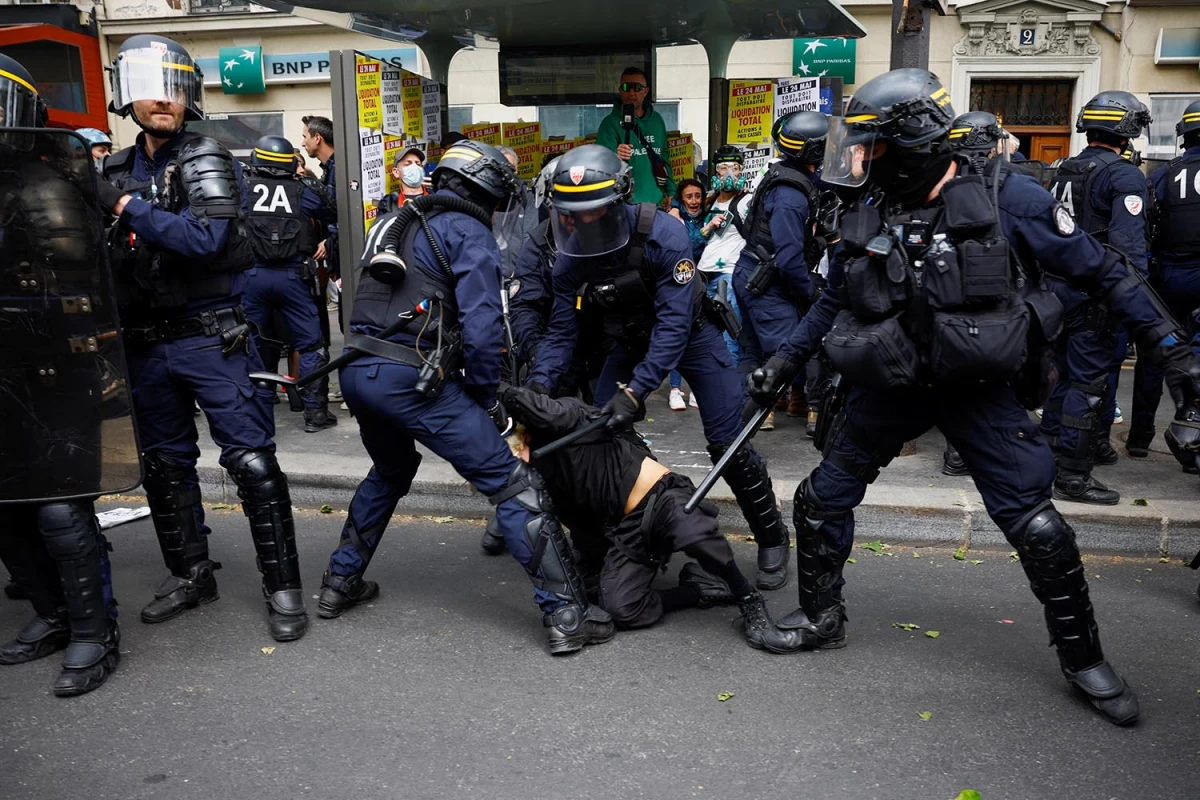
[666,178,709,409]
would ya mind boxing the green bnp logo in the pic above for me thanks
[218,45,265,95]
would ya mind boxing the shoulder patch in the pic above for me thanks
[1054,204,1076,236]
[673,259,696,285]
[1123,195,1144,216]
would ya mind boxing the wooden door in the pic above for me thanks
[1004,125,1071,163]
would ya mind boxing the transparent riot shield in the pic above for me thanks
[0,128,141,503]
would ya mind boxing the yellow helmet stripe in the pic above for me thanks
[0,68,37,95]
[948,127,972,137]
[1081,111,1127,118]
[442,147,482,161]
[931,87,948,99]
[254,147,294,163]
[1183,112,1200,122]
[122,56,196,73]
[844,114,877,123]
[777,134,806,148]
[553,179,616,193]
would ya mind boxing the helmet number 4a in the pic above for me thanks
[1172,167,1200,200]
[252,183,293,214]
[1050,180,1074,217]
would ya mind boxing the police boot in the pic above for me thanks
[544,604,615,656]
[231,450,308,641]
[1052,469,1120,505]
[480,513,506,555]
[303,407,338,433]
[1124,427,1154,458]
[142,557,221,623]
[53,623,120,698]
[738,591,808,654]
[1094,440,1118,466]
[317,570,379,619]
[678,562,736,608]
[942,443,969,477]
[1014,508,1139,726]
[776,479,848,649]
[0,611,69,665]
[707,444,790,591]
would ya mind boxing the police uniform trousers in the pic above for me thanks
[1131,264,1200,435]
[243,266,329,410]
[598,472,734,629]
[326,361,564,612]
[731,270,803,373]
[812,383,1055,581]
[126,329,276,542]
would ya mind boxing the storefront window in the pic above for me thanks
[538,102,679,140]
[1149,94,1200,158]
[449,106,473,135]
[188,112,284,157]
[4,41,86,115]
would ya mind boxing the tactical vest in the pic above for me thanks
[1046,148,1124,242]
[352,207,456,337]
[743,161,823,266]
[581,203,705,343]
[102,132,252,312]
[1156,154,1200,257]
[827,160,1061,394]
[244,170,314,265]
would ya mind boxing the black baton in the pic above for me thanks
[531,414,611,460]
[684,404,772,513]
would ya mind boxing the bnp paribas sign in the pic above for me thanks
[216,45,265,95]
[792,38,856,84]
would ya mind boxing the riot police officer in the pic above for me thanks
[1041,92,1154,504]
[97,36,309,642]
[318,140,615,655]
[1129,100,1200,457]
[733,111,829,421]
[0,56,130,695]
[528,145,792,591]
[242,134,337,433]
[746,68,1200,726]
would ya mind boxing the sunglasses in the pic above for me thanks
[620,82,647,93]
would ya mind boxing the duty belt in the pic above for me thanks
[124,306,246,344]
[345,334,425,368]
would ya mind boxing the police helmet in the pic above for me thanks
[822,68,955,195]
[1177,98,1200,144]
[75,127,113,148]
[0,54,45,151]
[534,155,560,210]
[252,134,298,175]
[772,110,829,164]
[549,144,634,258]
[948,111,1008,155]
[1075,91,1151,139]
[109,35,204,124]
[709,144,746,193]
[431,139,517,207]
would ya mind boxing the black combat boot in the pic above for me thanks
[0,612,69,665]
[480,514,506,555]
[738,591,809,653]
[142,558,221,623]
[1015,508,1138,726]
[1125,427,1153,458]
[53,624,120,698]
[942,443,969,476]
[708,444,790,591]
[1052,469,1119,505]
[317,570,380,619]
[543,604,615,655]
[1094,440,1118,466]
[303,407,338,433]
[678,562,736,608]
[0,517,68,663]
[776,479,848,649]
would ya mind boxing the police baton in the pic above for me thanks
[683,403,772,513]
[530,413,612,460]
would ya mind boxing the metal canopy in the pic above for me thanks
[256,0,866,48]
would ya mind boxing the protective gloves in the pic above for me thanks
[745,355,800,408]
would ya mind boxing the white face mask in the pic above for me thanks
[401,163,425,188]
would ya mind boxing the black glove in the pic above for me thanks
[96,179,126,214]
[525,380,551,396]
[1157,339,1200,413]
[601,383,641,433]
[487,399,513,436]
[745,355,800,408]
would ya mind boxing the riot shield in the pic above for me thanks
[0,128,142,504]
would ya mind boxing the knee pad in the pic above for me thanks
[37,502,99,562]
[1165,407,1200,472]
[792,477,848,533]
[1012,505,1077,561]
[228,449,288,503]
[143,452,201,510]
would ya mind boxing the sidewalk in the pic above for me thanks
[192,318,1200,558]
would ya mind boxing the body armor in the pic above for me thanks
[102,132,252,314]
[243,171,314,265]
[1046,149,1124,242]
[1155,155,1200,258]
[743,161,825,268]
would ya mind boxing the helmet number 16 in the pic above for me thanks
[1172,167,1200,200]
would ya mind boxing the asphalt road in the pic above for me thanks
[1,507,1198,800]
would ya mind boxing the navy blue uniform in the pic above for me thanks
[1131,145,1200,436]
[327,190,563,612]
[777,169,1172,567]
[1040,146,1150,472]
[732,181,815,368]
[242,181,331,412]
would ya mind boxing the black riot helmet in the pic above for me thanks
[948,111,1009,156]
[822,68,956,207]
[1076,91,1151,139]
[1177,99,1200,146]
[534,155,560,211]
[109,35,204,126]
[772,110,829,165]
[432,138,517,211]
[251,134,298,176]
[549,144,634,258]
[0,54,45,151]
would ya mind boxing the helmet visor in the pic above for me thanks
[551,203,631,258]
[112,47,203,119]
[491,194,523,274]
[821,117,883,188]
[0,76,39,130]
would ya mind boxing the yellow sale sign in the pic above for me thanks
[667,133,693,181]
[502,121,542,181]
[728,80,773,144]
[462,122,502,147]
[355,54,382,130]
[402,70,422,139]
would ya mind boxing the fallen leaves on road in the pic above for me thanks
[925,630,941,639]
[917,711,933,722]
[1159,557,1171,564]
[717,692,734,702]
[860,540,891,555]
[260,646,276,655]
[425,516,455,523]
[319,503,333,513]
[1132,498,1148,507]
[1009,551,1020,562]
[969,559,984,566]
[211,503,233,510]
[953,549,967,561]
[846,557,857,564]
[893,622,920,631]
[951,791,982,800]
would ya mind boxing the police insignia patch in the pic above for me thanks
[673,259,696,285]
[1054,205,1076,236]
[569,166,586,185]
[1123,195,1143,216]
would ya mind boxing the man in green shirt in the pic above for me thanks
[596,66,676,205]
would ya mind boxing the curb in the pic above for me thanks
[195,465,1200,560]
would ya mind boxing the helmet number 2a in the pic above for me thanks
[252,183,293,214]
[1172,167,1200,200]
[1050,181,1074,217]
